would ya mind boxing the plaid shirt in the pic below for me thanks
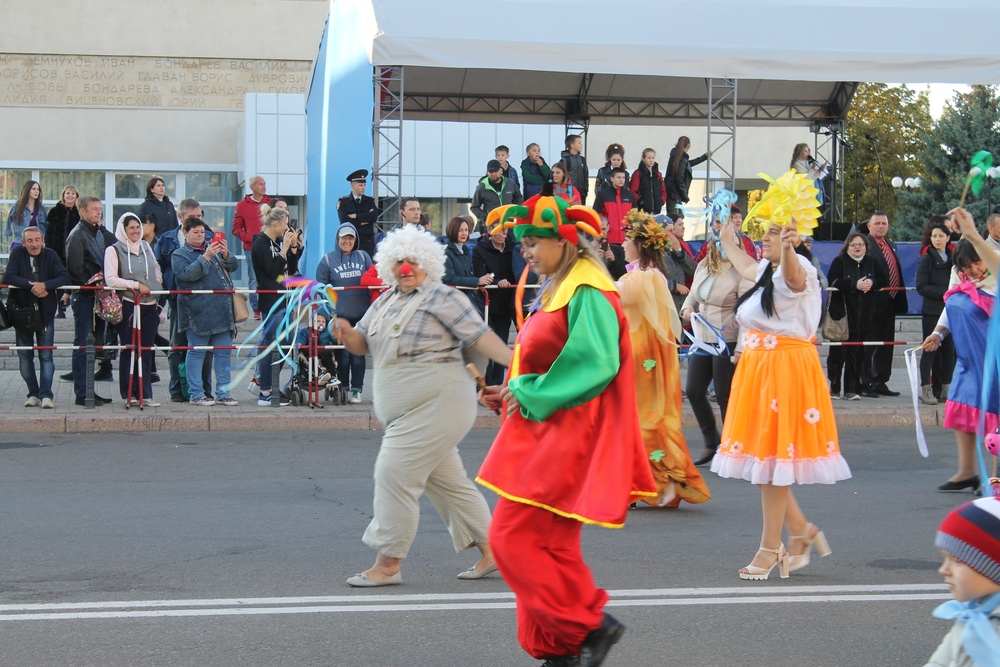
[356,281,491,363]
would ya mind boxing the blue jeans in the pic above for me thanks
[184,330,233,400]
[334,348,366,391]
[16,323,55,400]
[246,258,258,312]
[168,299,212,398]
[255,322,278,393]
[72,292,106,399]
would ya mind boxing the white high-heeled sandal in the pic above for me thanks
[739,545,789,580]
[787,524,832,572]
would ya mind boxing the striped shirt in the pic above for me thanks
[356,281,491,363]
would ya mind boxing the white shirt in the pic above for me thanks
[735,253,821,339]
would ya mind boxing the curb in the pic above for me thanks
[0,407,939,434]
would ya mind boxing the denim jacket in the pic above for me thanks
[171,242,239,336]
[6,204,48,245]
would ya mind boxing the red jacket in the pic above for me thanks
[360,263,385,303]
[592,186,635,244]
[231,194,270,249]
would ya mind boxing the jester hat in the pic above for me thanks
[485,194,601,245]
[742,169,821,241]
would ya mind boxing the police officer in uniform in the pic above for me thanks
[337,169,381,259]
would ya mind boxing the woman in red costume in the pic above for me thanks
[477,193,657,667]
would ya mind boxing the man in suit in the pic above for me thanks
[337,169,381,259]
[861,211,907,398]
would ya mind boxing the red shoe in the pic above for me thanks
[253,311,261,320]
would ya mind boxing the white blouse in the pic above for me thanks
[735,253,822,339]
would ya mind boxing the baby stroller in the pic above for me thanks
[285,307,343,407]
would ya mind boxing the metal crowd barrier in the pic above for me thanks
[0,282,920,409]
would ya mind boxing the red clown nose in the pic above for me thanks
[399,262,413,276]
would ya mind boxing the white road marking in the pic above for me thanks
[0,583,948,621]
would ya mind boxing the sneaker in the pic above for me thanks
[843,393,861,401]
[257,392,291,407]
[55,309,67,320]
[327,377,341,388]
[349,389,362,404]
[94,367,113,382]
[253,311,262,321]
[190,396,215,406]
[60,372,74,381]
[247,377,260,392]
[170,394,185,403]
[317,372,332,386]
[150,373,160,384]
[142,399,162,407]
[41,398,54,409]
[217,396,239,406]
[24,396,40,407]
[75,396,104,406]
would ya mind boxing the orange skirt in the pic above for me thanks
[710,331,851,486]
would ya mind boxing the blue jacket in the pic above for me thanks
[3,246,70,324]
[171,243,239,336]
[6,204,48,244]
[315,222,373,320]
[154,226,182,292]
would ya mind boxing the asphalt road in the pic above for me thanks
[0,426,978,666]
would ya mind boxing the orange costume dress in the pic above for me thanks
[710,255,852,485]
[618,265,710,506]
[477,259,656,660]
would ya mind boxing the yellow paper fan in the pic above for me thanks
[742,170,821,241]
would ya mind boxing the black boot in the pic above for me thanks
[580,613,624,667]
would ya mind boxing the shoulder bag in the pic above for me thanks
[821,292,849,342]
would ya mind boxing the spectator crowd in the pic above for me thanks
[3,137,998,416]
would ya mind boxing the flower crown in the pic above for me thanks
[623,209,673,252]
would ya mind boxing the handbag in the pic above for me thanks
[9,301,42,332]
[94,289,124,325]
[0,298,12,331]
[821,293,849,342]
[221,265,250,323]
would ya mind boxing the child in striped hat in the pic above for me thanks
[926,496,1000,667]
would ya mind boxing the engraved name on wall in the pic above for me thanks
[0,55,312,109]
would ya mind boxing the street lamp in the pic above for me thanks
[892,176,922,193]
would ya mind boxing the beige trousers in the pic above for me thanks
[362,362,490,558]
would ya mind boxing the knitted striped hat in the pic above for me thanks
[935,497,1000,585]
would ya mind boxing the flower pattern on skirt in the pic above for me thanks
[771,398,779,413]
[743,332,761,349]
[763,334,778,350]
[804,408,821,424]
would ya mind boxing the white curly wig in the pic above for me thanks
[374,224,446,287]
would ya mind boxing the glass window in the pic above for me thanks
[185,172,240,203]
[39,171,105,202]
[115,174,176,200]
[0,170,33,201]
[112,205,143,227]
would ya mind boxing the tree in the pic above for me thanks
[843,83,933,239]
[898,85,1000,238]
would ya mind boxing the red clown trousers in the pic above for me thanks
[490,497,606,659]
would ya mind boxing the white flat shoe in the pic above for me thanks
[456,561,498,580]
[346,571,402,587]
